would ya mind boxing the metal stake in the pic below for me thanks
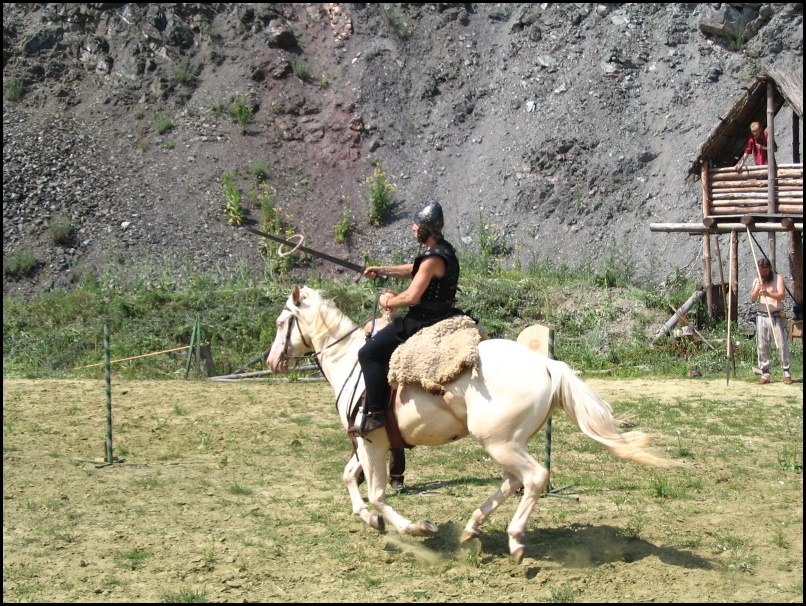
[74,324,144,468]
[543,328,578,500]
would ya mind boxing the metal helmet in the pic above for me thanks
[413,201,444,242]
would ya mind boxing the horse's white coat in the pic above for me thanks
[267,286,674,562]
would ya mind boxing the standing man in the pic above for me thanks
[735,121,777,173]
[750,258,792,384]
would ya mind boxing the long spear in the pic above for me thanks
[241,225,365,274]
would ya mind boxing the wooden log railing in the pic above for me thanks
[706,163,803,217]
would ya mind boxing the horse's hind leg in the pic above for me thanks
[460,470,522,544]
[343,453,384,532]
[475,443,549,563]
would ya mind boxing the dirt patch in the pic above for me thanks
[3,377,802,602]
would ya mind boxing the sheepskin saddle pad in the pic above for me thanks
[388,315,484,395]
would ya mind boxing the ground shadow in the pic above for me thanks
[389,478,717,571]
[415,520,718,571]
[528,523,716,570]
[382,510,717,573]
[401,476,502,494]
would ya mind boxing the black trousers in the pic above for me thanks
[358,322,403,414]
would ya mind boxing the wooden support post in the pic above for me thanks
[517,325,577,501]
[104,324,113,464]
[790,231,803,320]
[714,234,728,321]
[730,230,739,324]
[767,79,777,268]
[703,233,713,315]
[195,316,202,376]
[199,343,215,377]
[185,317,198,379]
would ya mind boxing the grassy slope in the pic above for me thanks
[4,251,801,381]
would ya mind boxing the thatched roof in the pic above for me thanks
[689,67,803,179]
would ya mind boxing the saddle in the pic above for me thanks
[388,315,485,395]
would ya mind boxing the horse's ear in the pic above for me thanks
[291,285,301,305]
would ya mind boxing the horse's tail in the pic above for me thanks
[546,359,678,468]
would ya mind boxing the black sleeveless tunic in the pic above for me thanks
[399,238,463,335]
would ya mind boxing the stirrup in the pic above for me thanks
[348,411,387,437]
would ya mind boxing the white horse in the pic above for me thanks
[267,285,676,562]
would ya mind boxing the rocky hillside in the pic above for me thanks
[3,3,803,298]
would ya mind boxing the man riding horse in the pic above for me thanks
[349,201,464,437]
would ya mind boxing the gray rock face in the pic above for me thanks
[3,3,803,298]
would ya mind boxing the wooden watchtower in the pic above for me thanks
[651,67,803,333]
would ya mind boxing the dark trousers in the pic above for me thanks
[358,323,403,414]
[355,447,406,485]
[389,448,406,481]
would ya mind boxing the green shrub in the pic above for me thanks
[362,165,397,226]
[593,245,635,288]
[154,111,173,134]
[292,60,311,81]
[381,6,411,39]
[257,183,295,277]
[173,61,197,85]
[4,246,38,279]
[334,205,353,243]
[229,93,252,133]
[222,171,245,226]
[4,78,25,102]
[48,215,73,245]
[249,161,268,183]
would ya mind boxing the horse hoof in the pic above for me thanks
[370,513,385,533]
[511,546,525,564]
[459,529,479,545]
[408,520,438,536]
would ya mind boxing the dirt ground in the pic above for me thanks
[3,376,803,603]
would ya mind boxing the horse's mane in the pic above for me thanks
[291,287,358,350]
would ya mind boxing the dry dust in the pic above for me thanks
[3,377,803,603]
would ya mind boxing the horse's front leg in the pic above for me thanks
[358,437,437,537]
[343,452,384,532]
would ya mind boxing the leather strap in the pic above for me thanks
[384,387,413,449]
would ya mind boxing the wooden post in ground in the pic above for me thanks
[199,343,215,377]
[766,79,777,268]
[703,232,713,316]
[730,230,739,324]
[789,231,803,319]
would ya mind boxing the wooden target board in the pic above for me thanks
[517,324,551,357]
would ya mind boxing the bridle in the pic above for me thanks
[279,305,375,370]
[277,297,384,418]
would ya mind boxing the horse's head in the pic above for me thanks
[267,285,314,373]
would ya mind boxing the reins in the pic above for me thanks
[282,292,386,420]
[284,305,375,363]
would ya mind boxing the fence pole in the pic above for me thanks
[74,325,145,468]
[185,317,199,379]
[104,323,113,463]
